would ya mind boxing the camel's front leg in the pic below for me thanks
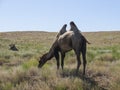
[61,52,65,70]
[54,51,60,69]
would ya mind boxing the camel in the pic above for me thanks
[38,21,90,75]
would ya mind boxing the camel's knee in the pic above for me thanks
[83,60,87,65]
[77,60,81,69]
[61,64,64,70]
[77,55,81,64]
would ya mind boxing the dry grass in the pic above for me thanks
[0,31,120,90]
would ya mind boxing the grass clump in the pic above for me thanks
[22,58,38,70]
[95,53,115,62]
[87,50,96,62]
[0,82,14,90]
[55,83,68,90]
[112,46,120,60]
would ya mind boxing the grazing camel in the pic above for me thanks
[38,21,90,75]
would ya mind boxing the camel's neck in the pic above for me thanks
[46,52,54,60]
[46,39,59,60]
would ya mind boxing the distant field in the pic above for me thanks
[0,31,120,90]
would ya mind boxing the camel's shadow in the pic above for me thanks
[59,68,106,90]
[60,68,81,77]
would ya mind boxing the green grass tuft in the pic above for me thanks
[22,58,38,70]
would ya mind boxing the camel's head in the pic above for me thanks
[38,53,48,68]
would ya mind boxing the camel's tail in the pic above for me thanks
[86,40,91,44]
[82,36,91,44]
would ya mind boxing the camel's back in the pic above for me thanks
[58,31,84,51]
[58,31,74,52]
[59,31,73,39]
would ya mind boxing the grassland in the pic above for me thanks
[0,31,120,90]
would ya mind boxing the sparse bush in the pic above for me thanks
[95,53,115,62]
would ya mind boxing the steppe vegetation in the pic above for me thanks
[0,31,120,90]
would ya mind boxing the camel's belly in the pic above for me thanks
[60,44,72,52]
[58,32,73,52]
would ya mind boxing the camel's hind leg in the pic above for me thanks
[74,50,81,75]
[82,42,87,75]
[82,51,86,75]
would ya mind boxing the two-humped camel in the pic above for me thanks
[38,21,90,75]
